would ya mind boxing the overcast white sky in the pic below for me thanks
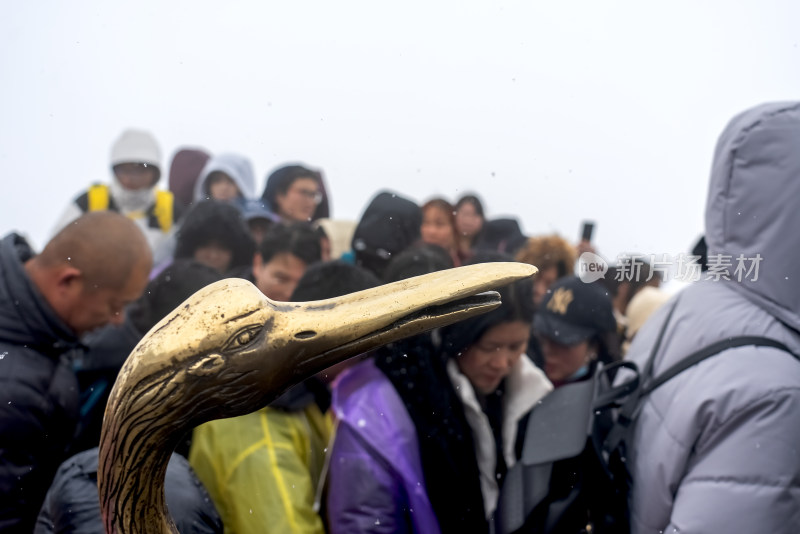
[2,1,798,275]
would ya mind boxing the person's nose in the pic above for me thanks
[489,349,512,372]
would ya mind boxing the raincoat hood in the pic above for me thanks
[169,148,211,209]
[109,129,162,173]
[107,128,162,212]
[193,153,256,202]
[705,101,800,331]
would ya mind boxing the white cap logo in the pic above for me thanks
[578,252,608,283]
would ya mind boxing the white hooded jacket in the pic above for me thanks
[52,129,176,265]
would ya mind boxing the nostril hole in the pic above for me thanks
[295,331,317,340]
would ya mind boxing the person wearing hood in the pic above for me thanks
[327,252,552,534]
[193,152,257,205]
[0,213,151,532]
[346,190,423,279]
[474,218,527,258]
[52,129,180,266]
[623,102,800,533]
[168,147,211,211]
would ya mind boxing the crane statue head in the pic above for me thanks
[98,262,536,533]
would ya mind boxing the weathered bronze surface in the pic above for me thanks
[98,262,536,533]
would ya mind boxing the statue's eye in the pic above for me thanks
[223,325,261,353]
[237,330,255,345]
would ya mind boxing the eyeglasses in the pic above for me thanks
[292,186,323,204]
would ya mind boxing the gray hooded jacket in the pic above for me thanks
[193,153,256,203]
[625,102,800,533]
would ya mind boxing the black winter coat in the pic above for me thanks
[35,448,223,534]
[0,234,84,533]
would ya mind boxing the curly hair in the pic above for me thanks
[257,221,322,266]
[515,234,577,277]
[174,200,256,272]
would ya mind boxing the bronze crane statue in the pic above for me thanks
[98,262,536,533]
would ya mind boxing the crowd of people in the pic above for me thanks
[2,101,799,534]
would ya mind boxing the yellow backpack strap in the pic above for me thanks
[153,190,175,233]
[87,184,110,212]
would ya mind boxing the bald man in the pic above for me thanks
[0,212,151,532]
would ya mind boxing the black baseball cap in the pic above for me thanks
[534,276,616,345]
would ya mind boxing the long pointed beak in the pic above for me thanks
[269,261,537,379]
[113,262,537,417]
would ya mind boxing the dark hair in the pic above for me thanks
[128,259,223,334]
[421,198,457,228]
[455,194,485,218]
[291,260,380,302]
[204,171,239,197]
[600,256,660,302]
[257,222,322,266]
[420,198,458,255]
[440,251,534,357]
[262,165,321,212]
[382,243,454,283]
[174,200,255,272]
[692,235,709,272]
[592,332,620,367]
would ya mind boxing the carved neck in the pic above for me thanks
[99,429,177,534]
[98,365,192,534]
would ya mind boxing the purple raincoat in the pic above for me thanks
[328,359,441,534]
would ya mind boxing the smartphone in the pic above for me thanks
[580,221,595,242]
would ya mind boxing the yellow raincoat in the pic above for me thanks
[190,405,333,534]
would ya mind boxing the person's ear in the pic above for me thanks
[252,253,263,274]
[55,265,84,293]
[48,265,85,315]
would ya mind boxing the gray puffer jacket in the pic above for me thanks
[625,102,800,533]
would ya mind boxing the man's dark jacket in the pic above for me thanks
[0,234,83,532]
